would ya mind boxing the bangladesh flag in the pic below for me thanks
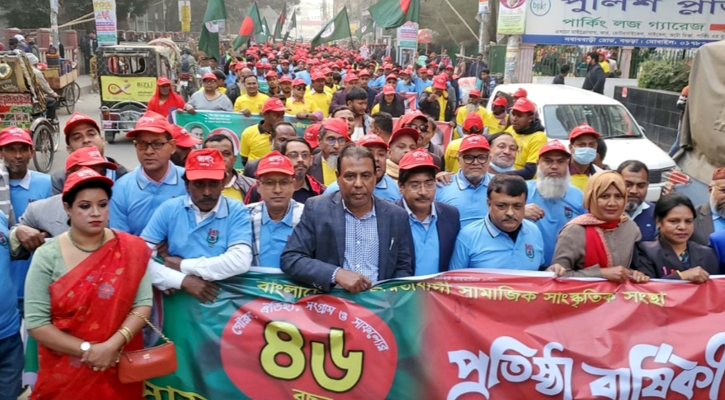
[283,12,297,43]
[274,4,286,40]
[369,0,420,29]
[257,17,271,44]
[198,0,227,60]
[233,2,263,50]
[311,6,352,49]
[357,18,374,40]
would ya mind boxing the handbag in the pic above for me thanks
[118,312,177,384]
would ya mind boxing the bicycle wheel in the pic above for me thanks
[63,83,78,114]
[32,124,54,173]
[51,120,60,152]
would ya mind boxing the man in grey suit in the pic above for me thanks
[692,168,725,245]
[281,144,414,293]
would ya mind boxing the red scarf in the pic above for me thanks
[147,88,185,118]
[33,231,150,400]
[567,214,621,269]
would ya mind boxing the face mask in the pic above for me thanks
[489,162,514,173]
[573,147,597,165]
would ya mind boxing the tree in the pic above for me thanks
[418,0,492,47]
[0,0,151,30]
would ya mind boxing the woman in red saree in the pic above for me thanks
[547,170,649,283]
[25,168,153,400]
[147,76,185,118]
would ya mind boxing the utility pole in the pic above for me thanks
[503,34,519,84]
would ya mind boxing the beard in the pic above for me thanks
[465,103,480,113]
[536,167,570,199]
[326,154,339,171]
[710,192,725,218]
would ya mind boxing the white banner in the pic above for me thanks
[93,0,118,46]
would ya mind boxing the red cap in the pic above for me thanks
[458,134,490,153]
[279,75,293,84]
[234,62,246,71]
[386,73,398,81]
[322,67,333,75]
[261,97,286,114]
[511,98,536,114]
[311,72,325,81]
[281,59,290,64]
[65,145,117,171]
[468,89,481,98]
[157,76,172,86]
[400,110,428,127]
[399,148,439,171]
[384,56,392,61]
[344,74,359,83]
[62,168,114,196]
[255,62,264,68]
[202,72,217,81]
[358,69,370,77]
[514,88,528,98]
[464,113,484,133]
[125,110,171,138]
[444,64,454,70]
[383,85,396,95]
[255,150,295,177]
[304,124,321,148]
[322,118,350,139]
[292,78,306,87]
[185,148,226,180]
[433,75,447,90]
[171,124,202,148]
[418,67,428,74]
[389,127,420,145]
[265,71,278,79]
[568,124,601,141]
[539,140,571,157]
[357,134,389,150]
[0,126,33,147]
[400,68,412,76]
[64,111,100,136]
[493,96,508,107]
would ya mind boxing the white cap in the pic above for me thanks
[14,34,25,42]
[26,53,39,65]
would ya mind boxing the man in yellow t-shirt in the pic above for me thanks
[486,96,510,134]
[308,118,351,186]
[567,124,601,191]
[444,113,485,173]
[305,71,333,118]
[240,97,286,163]
[234,75,269,115]
[509,98,547,180]
[455,89,492,139]
[322,67,338,94]
[285,78,323,121]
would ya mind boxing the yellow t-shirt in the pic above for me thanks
[324,85,338,95]
[233,93,270,113]
[485,113,509,134]
[455,106,492,139]
[285,97,322,116]
[240,124,272,161]
[222,186,244,203]
[305,91,333,118]
[423,87,448,121]
[444,138,463,173]
[321,158,337,186]
[599,60,610,74]
[512,130,547,171]
[571,174,590,192]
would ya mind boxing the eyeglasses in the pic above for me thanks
[134,140,169,151]
[287,152,311,160]
[460,154,490,164]
[405,124,427,131]
[325,137,348,146]
[408,181,436,191]
[260,179,294,189]
[293,86,306,90]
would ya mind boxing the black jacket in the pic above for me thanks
[419,90,455,122]
[51,156,128,195]
[582,64,606,94]
[632,237,719,279]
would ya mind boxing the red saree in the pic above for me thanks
[33,231,151,400]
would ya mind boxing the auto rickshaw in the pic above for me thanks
[97,45,176,143]
[0,51,57,173]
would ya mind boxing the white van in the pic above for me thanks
[487,84,676,201]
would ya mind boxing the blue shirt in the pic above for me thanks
[435,171,491,227]
[110,163,187,236]
[141,195,251,260]
[526,181,586,265]
[0,213,20,339]
[325,175,401,202]
[449,215,545,271]
[369,75,385,89]
[9,171,52,299]
[343,201,379,282]
[414,78,432,106]
[296,70,312,86]
[396,81,416,94]
[712,205,725,234]
[403,200,440,276]
[257,203,295,268]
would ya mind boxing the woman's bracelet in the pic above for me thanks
[675,270,685,280]
[117,326,132,344]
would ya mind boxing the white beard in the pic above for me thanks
[536,167,571,199]
[710,192,725,218]
[465,103,479,113]
[326,155,339,171]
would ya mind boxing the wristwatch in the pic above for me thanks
[80,341,91,352]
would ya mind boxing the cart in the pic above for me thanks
[43,66,82,114]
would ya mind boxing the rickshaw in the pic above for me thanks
[41,60,81,114]
[97,45,176,143]
[0,51,57,173]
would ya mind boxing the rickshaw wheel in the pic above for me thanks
[105,131,116,144]
[51,120,60,152]
[63,82,80,114]
[32,124,54,173]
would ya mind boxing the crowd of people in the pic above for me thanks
[0,41,720,399]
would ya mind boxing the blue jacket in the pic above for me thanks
[633,201,657,242]
[708,230,725,274]
[395,199,461,273]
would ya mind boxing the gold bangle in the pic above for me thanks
[117,327,132,344]
[675,270,685,280]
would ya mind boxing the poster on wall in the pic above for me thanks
[92,0,118,46]
[178,0,191,32]
[497,0,527,34]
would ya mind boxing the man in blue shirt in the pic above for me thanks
[396,149,460,276]
[325,134,401,202]
[141,148,253,303]
[414,67,432,106]
[618,160,656,241]
[396,69,417,94]
[110,111,187,236]
[0,212,22,400]
[0,126,52,312]
[247,151,304,268]
[450,174,545,270]
[524,141,586,265]
[436,134,493,227]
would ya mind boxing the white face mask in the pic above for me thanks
[489,162,514,173]
[573,147,597,165]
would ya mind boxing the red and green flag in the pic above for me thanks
[282,12,297,43]
[368,0,420,29]
[273,4,286,40]
[311,6,352,49]
[233,2,263,50]
[357,18,375,40]
[198,0,227,60]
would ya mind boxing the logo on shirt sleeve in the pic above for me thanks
[207,228,220,245]
[0,232,7,248]
[564,206,573,219]
[525,244,534,259]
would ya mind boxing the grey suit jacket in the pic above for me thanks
[10,194,66,259]
[308,153,324,186]
[280,192,414,292]
[692,203,715,246]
